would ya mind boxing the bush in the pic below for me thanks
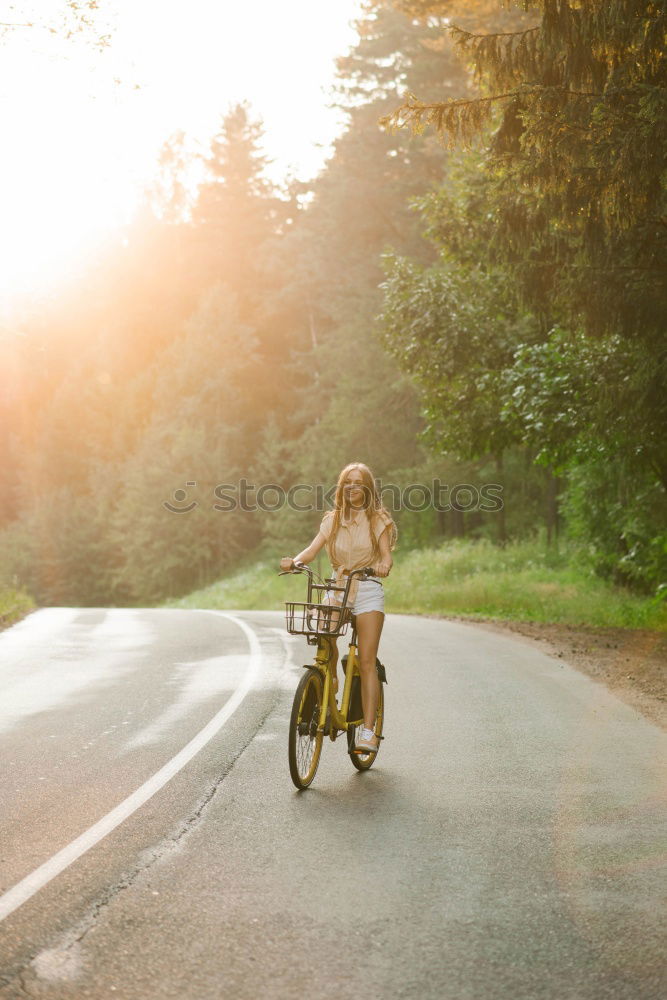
[560,456,667,594]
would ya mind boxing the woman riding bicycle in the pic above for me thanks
[280,462,396,754]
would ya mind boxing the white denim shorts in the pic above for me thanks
[324,578,385,617]
[350,578,385,616]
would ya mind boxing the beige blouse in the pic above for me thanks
[319,508,394,602]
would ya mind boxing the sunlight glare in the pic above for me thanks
[0,0,362,305]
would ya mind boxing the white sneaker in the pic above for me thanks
[354,727,379,754]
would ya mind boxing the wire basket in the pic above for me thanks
[285,599,351,637]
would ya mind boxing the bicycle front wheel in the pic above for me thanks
[288,668,324,789]
[349,684,384,772]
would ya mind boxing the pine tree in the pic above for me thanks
[381,1,667,344]
[196,104,272,213]
[193,103,280,306]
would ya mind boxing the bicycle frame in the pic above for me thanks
[313,629,360,739]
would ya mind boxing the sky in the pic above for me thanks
[0,0,364,303]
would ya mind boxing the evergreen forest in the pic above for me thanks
[1,0,665,612]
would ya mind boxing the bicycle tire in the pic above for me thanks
[288,668,324,789]
[348,684,384,772]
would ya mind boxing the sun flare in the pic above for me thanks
[0,0,361,304]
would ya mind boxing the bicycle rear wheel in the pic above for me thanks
[348,684,384,772]
[288,668,324,789]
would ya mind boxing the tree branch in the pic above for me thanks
[450,25,540,41]
[383,85,604,124]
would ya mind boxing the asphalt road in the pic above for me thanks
[0,607,665,1000]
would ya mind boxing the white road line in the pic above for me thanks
[0,611,262,924]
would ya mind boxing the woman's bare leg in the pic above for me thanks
[356,610,384,731]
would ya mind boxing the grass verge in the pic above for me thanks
[0,585,36,630]
[165,538,666,631]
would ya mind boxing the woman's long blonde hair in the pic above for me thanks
[329,462,397,564]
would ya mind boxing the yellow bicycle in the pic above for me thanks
[282,563,387,790]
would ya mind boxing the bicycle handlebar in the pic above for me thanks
[278,559,309,577]
[278,563,377,581]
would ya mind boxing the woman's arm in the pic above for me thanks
[280,531,327,571]
[374,528,393,578]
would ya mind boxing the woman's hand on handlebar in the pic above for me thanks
[280,557,308,573]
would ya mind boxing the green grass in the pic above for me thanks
[0,585,35,630]
[165,559,307,611]
[165,538,667,631]
[387,539,666,629]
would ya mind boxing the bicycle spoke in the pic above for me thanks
[288,669,324,789]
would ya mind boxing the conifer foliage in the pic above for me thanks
[382,1,667,342]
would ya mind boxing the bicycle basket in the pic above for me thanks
[284,600,351,637]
